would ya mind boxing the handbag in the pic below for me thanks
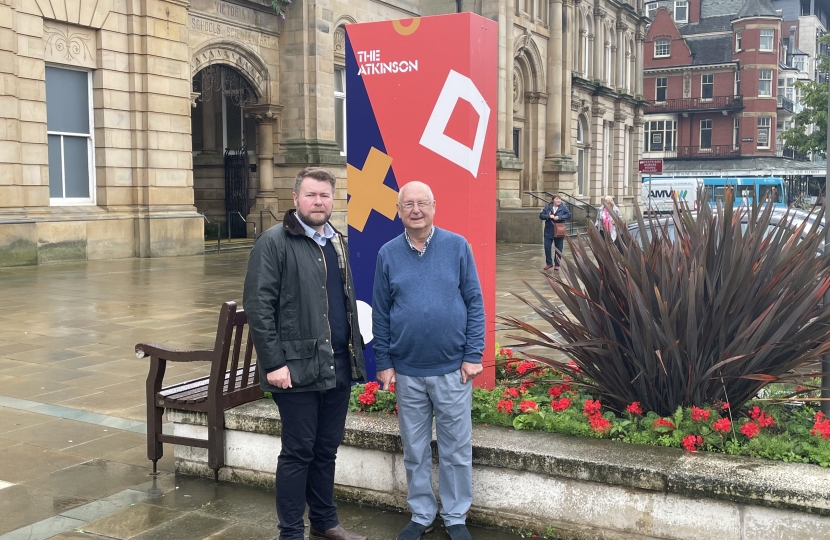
[553,222,567,238]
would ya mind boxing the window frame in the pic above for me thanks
[760,29,774,52]
[46,65,96,206]
[656,77,668,102]
[644,119,677,152]
[735,31,742,52]
[734,70,741,95]
[699,119,713,150]
[334,65,346,156]
[757,117,771,149]
[654,39,671,58]
[674,0,688,23]
[733,118,740,149]
[758,69,772,97]
[701,73,714,100]
[646,2,657,19]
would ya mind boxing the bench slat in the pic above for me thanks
[160,365,258,405]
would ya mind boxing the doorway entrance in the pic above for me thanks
[191,65,258,238]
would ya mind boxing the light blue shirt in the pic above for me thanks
[295,214,335,247]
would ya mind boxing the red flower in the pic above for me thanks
[551,397,572,412]
[364,381,380,395]
[389,382,395,393]
[748,405,762,420]
[359,392,375,406]
[519,400,539,413]
[682,434,704,452]
[757,412,775,428]
[567,361,581,372]
[503,387,520,399]
[497,400,514,414]
[516,361,537,375]
[712,418,731,433]
[583,399,602,416]
[811,416,830,439]
[691,406,711,422]
[626,402,643,415]
[740,421,761,439]
[720,402,730,411]
[589,414,612,433]
[652,418,676,431]
[548,384,571,398]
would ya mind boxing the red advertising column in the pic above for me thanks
[345,13,498,388]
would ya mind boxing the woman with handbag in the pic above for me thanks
[540,195,571,271]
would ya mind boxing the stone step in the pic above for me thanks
[204,238,255,254]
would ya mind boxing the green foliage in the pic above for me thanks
[501,193,830,415]
[780,35,830,157]
[269,0,292,19]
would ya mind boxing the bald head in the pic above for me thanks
[398,181,434,203]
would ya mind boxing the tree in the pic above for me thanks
[780,35,830,158]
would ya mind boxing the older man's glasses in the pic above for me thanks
[399,200,434,211]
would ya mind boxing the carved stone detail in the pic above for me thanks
[594,7,606,18]
[526,91,548,104]
[334,27,346,57]
[592,105,607,117]
[192,43,269,101]
[43,23,96,69]
[245,104,284,124]
[636,30,645,41]
[614,112,628,123]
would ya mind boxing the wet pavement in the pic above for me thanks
[0,242,565,540]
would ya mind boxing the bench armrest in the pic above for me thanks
[136,343,214,363]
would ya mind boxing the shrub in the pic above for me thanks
[501,193,830,415]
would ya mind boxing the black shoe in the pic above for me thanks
[446,524,472,540]
[397,521,434,540]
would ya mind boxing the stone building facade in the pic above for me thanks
[0,0,648,266]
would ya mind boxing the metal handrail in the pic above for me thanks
[229,211,256,239]
[199,213,221,252]
[259,209,280,238]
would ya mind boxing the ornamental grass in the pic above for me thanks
[501,190,830,416]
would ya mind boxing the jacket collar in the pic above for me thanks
[283,209,343,238]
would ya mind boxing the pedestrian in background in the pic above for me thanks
[595,195,624,248]
[372,181,485,540]
[539,195,571,271]
[244,167,367,540]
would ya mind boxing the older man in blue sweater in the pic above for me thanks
[372,181,485,540]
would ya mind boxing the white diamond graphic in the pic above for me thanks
[419,70,490,178]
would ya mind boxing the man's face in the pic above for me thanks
[293,177,334,227]
[397,184,435,233]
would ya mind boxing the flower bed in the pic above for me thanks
[350,348,830,467]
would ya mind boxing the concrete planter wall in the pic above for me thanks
[169,400,830,540]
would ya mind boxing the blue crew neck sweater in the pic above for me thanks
[371,227,485,377]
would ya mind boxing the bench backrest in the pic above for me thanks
[209,301,260,397]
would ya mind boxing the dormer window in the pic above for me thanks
[674,0,688,23]
[655,39,671,58]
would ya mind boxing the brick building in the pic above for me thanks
[641,0,825,183]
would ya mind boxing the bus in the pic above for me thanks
[701,177,787,209]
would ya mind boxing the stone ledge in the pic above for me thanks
[169,399,830,518]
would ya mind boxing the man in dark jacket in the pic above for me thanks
[243,167,367,540]
[539,194,572,271]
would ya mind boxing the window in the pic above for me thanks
[576,115,588,195]
[674,0,688,22]
[758,69,772,97]
[334,66,346,154]
[513,128,521,158]
[656,77,668,101]
[733,118,740,149]
[46,66,94,204]
[644,120,677,152]
[655,39,671,58]
[757,117,771,148]
[701,73,713,99]
[760,29,774,51]
[735,31,742,51]
[734,70,741,95]
[646,2,657,18]
[576,117,584,143]
[700,119,712,149]
[793,56,804,72]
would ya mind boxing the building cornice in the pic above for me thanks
[645,62,738,75]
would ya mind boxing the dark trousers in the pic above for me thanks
[272,374,351,539]
[544,235,564,267]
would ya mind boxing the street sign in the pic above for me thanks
[639,159,663,174]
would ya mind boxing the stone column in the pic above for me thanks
[616,22,625,92]
[494,0,522,207]
[632,112,645,199]
[635,30,644,97]
[562,0,574,159]
[504,0,515,153]
[591,106,606,202]
[246,105,282,234]
[593,8,604,82]
[546,0,564,159]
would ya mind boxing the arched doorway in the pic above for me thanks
[191,65,259,238]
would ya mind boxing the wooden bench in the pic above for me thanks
[136,301,263,482]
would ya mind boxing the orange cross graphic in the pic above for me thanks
[347,147,399,232]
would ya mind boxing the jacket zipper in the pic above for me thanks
[316,242,334,366]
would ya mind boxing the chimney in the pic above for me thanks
[788,25,797,66]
